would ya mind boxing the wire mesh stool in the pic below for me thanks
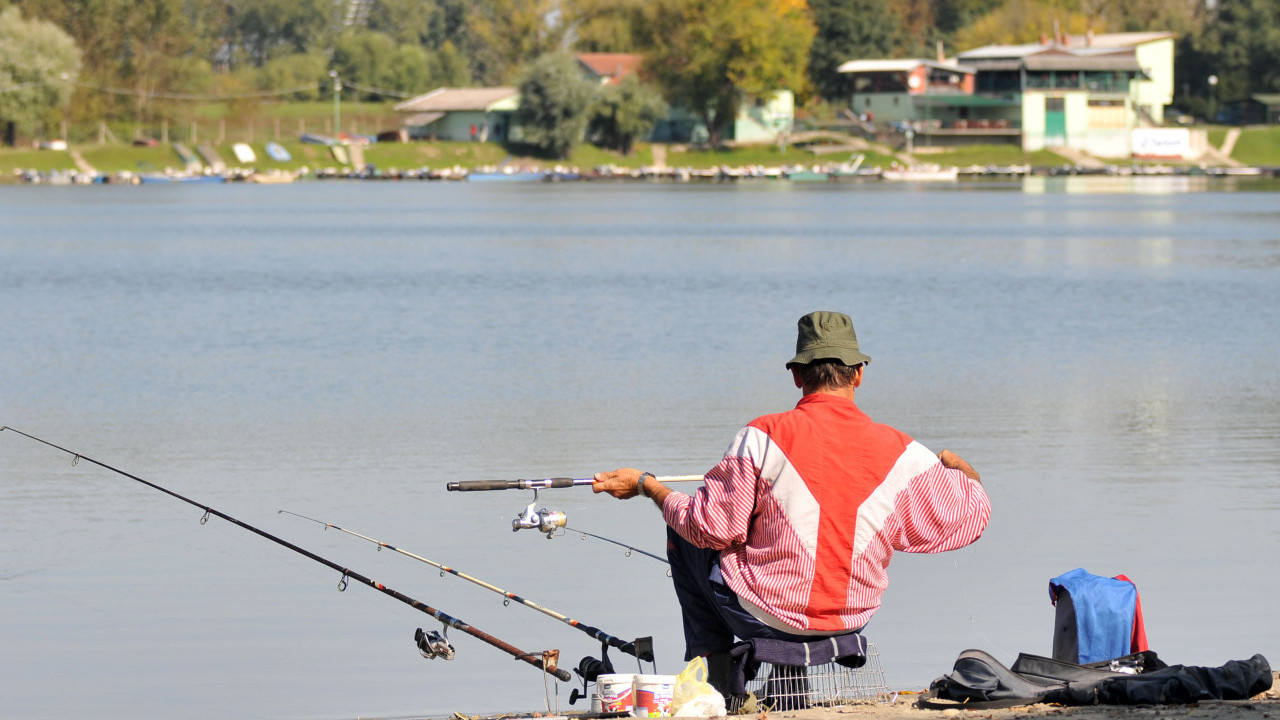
[732,641,892,712]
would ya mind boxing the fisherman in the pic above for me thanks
[593,310,991,698]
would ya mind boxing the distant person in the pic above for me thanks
[470,124,477,142]
[594,311,991,698]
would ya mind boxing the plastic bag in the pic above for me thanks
[670,657,727,717]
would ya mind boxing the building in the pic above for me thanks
[394,87,519,142]
[576,53,645,86]
[839,32,1177,157]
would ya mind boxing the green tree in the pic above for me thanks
[514,52,596,159]
[367,0,471,52]
[467,0,564,84]
[252,50,329,101]
[953,0,1095,49]
[643,0,815,146]
[1194,0,1280,107]
[588,75,667,154]
[223,0,336,67]
[808,0,902,102]
[0,6,81,143]
[564,0,650,52]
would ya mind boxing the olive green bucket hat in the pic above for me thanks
[786,311,872,368]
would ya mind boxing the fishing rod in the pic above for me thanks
[278,510,656,663]
[447,475,704,492]
[0,426,571,682]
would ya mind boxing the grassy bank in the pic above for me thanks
[4,126,1278,179]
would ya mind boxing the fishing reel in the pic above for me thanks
[569,645,616,705]
[512,494,567,538]
[414,626,456,661]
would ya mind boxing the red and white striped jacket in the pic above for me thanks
[663,393,991,633]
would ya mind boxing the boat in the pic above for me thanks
[880,164,959,182]
[232,143,256,164]
[244,170,297,184]
[196,145,227,174]
[171,142,203,173]
[265,142,292,162]
[300,132,337,146]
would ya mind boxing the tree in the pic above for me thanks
[588,75,667,155]
[0,6,81,143]
[367,0,472,54]
[1193,0,1280,107]
[467,0,564,84]
[563,0,650,52]
[643,0,815,146]
[222,0,336,68]
[514,53,596,159]
[952,0,1095,49]
[808,0,902,102]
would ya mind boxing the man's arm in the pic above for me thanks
[592,467,672,508]
[938,449,981,483]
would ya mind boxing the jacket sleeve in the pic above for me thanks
[662,427,762,551]
[891,462,990,554]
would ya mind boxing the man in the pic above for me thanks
[593,311,990,695]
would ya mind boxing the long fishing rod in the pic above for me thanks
[0,426,571,682]
[563,526,668,565]
[447,475,703,492]
[278,510,655,663]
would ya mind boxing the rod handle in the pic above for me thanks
[447,479,521,492]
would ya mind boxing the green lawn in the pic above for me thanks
[0,149,78,175]
[918,144,1065,168]
[1230,126,1280,166]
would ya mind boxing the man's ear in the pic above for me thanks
[790,367,803,389]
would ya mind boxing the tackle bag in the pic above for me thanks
[1049,568,1148,664]
[920,648,1272,709]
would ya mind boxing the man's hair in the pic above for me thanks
[791,359,861,391]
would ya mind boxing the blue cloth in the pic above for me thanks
[667,526,830,660]
[1049,568,1137,664]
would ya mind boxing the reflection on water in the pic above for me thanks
[1,180,1278,720]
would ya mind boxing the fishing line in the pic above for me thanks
[0,426,572,682]
[951,545,1015,658]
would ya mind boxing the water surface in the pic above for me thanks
[2,178,1278,720]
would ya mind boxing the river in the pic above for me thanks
[2,176,1278,720]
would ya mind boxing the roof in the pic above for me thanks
[577,53,645,85]
[1024,52,1142,72]
[1252,93,1280,106]
[957,45,1143,73]
[394,87,519,113]
[837,58,974,74]
[1064,31,1176,49]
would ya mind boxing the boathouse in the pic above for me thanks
[394,87,519,142]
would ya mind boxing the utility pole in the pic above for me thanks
[330,71,342,140]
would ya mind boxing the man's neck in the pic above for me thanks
[802,386,856,402]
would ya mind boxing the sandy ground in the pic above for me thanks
[727,672,1280,720]
[470,671,1279,720]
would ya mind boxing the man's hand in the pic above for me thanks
[592,468,644,498]
[938,449,981,483]
[593,468,672,506]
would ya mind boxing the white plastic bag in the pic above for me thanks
[670,657,727,717]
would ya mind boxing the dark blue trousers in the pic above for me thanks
[666,526,827,660]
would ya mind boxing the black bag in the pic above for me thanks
[920,649,1271,709]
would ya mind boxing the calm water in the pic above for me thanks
[2,177,1279,720]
